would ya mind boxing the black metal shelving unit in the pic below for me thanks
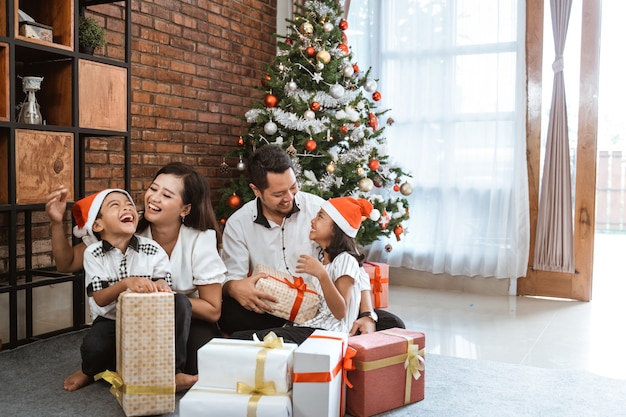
[0,0,131,350]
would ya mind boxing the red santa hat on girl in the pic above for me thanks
[72,188,134,242]
[321,197,381,238]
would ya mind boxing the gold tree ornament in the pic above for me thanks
[300,21,314,35]
[400,182,413,196]
[286,144,297,157]
[359,177,374,192]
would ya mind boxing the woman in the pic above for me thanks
[46,163,226,392]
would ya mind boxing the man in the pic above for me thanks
[218,145,405,335]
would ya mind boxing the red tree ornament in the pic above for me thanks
[305,138,317,152]
[337,43,349,54]
[227,194,242,209]
[237,136,245,146]
[340,125,349,134]
[310,101,321,111]
[353,64,359,73]
[264,94,278,108]
[368,158,380,171]
[393,184,400,192]
[306,46,316,57]
[368,112,379,130]
[372,91,382,101]
[394,224,404,241]
[339,19,348,30]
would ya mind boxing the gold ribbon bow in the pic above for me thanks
[236,381,277,395]
[379,330,425,404]
[405,344,425,380]
[94,370,175,399]
[95,370,125,399]
[253,330,284,348]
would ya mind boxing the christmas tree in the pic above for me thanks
[217,0,412,248]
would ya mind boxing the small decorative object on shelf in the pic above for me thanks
[17,76,44,125]
[18,9,53,43]
[78,15,106,55]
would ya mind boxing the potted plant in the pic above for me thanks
[78,15,106,54]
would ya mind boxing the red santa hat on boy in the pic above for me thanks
[72,188,134,242]
[321,197,381,238]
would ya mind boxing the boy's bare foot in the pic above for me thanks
[175,372,198,392]
[64,370,92,392]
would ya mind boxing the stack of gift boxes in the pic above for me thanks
[180,327,425,417]
[104,264,425,417]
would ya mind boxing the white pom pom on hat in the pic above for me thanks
[321,196,376,238]
[72,188,133,242]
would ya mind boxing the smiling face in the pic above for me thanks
[143,173,191,228]
[250,169,299,224]
[309,208,335,248]
[91,191,138,240]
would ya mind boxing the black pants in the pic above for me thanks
[218,293,406,336]
[184,318,222,375]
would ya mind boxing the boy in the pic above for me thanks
[64,189,172,391]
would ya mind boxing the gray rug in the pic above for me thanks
[2,330,625,417]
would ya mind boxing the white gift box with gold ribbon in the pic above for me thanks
[180,385,292,417]
[197,333,297,394]
[97,291,175,417]
[292,330,355,417]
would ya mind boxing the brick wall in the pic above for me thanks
[0,1,277,272]
[93,0,277,201]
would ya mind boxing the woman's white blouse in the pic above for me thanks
[139,224,226,296]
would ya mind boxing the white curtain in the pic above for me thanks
[349,0,529,279]
[532,0,575,273]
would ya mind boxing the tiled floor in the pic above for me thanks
[387,233,626,380]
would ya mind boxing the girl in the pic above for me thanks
[230,196,379,344]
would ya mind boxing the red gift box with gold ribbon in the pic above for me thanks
[363,262,389,308]
[346,328,425,417]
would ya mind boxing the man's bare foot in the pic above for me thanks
[64,370,92,392]
[175,372,198,392]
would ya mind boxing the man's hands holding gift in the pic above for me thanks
[228,273,278,314]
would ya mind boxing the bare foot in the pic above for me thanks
[64,370,92,392]
[175,372,198,392]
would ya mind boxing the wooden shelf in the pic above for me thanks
[15,0,74,51]
[0,42,8,122]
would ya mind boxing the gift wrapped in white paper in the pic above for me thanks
[180,386,292,417]
[253,264,320,324]
[197,333,297,394]
[293,330,351,417]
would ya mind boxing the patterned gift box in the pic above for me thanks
[363,262,389,308]
[180,385,292,417]
[346,328,425,417]
[253,264,320,324]
[293,330,355,417]
[97,291,175,417]
[197,333,297,394]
